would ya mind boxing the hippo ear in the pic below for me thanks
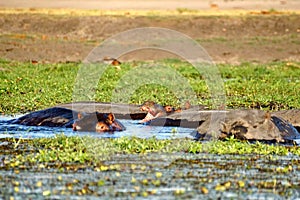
[107,113,115,122]
[184,100,191,110]
[164,106,173,113]
[265,111,271,120]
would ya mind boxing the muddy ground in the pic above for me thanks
[0,11,299,64]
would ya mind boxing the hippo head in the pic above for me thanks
[96,113,125,132]
[72,112,125,132]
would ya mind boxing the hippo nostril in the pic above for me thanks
[111,122,124,131]
[72,123,81,131]
[72,123,77,131]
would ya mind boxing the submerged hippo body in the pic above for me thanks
[10,107,76,128]
[7,102,300,141]
[9,106,126,132]
[193,110,300,142]
[272,109,300,133]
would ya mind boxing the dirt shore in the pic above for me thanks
[2,0,300,10]
[0,1,299,64]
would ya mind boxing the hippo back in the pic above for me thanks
[11,107,75,128]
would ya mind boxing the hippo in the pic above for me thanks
[192,110,300,142]
[5,102,300,142]
[139,103,300,142]
[9,106,127,132]
[72,112,125,132]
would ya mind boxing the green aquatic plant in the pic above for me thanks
[1,134,300,169]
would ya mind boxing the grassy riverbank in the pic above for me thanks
[0,59,299,114]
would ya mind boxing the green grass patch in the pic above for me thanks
[2,135,300,168]
[0,60,77,113]
[0,59,299,114]
[220,62,300,109]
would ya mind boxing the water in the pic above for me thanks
[0,116,195,139]
[1,152,300,199]
[1,116,300,199]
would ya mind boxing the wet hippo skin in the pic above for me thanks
[9,102,146,132]
[192,110,300,142]
[10,107,76,128]
[148,109,300,142]
[8,102,300,142]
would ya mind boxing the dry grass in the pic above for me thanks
[0,7,299,17]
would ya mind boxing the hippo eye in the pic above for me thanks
[98,124,105,130]
[96,122,109,132]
